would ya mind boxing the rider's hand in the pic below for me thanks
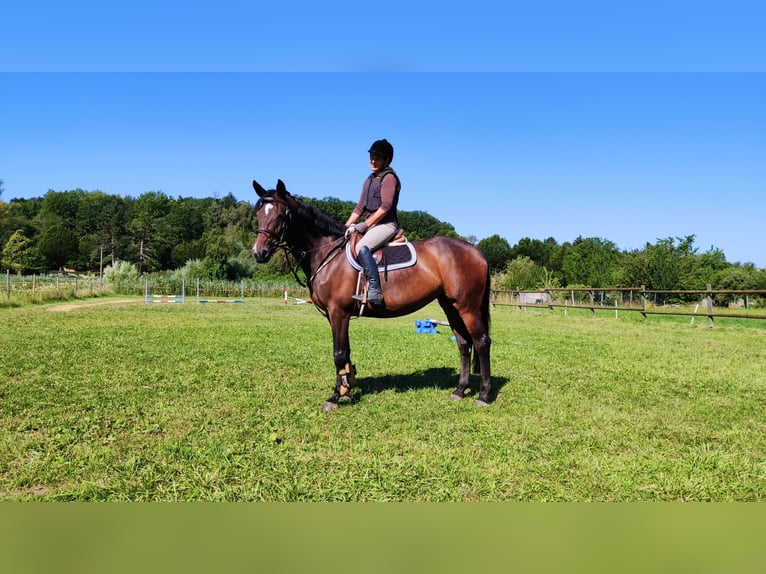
[344,224,356,238]
[355,221,369,234]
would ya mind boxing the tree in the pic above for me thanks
[1,198,42,251]
[686,246,728,289]
[715,263,766,306]
[561,236,620,287]
[511,236,560,269]
[302,196,355,224]
[127,191,172,272]
[0,200,10,245]
[396,210,459,240]
[39,189,85,228]
[645,236,694,298]
[496,256,546,289]
[37,222,79,269]
[2,230,42,274]
[476,234,512,273]
[617,248,649,287]
[74,191,128,269]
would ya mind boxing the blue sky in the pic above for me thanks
[1,2,765,266]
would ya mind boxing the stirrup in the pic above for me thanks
[352,287,383,305]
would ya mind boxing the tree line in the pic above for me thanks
[1,185,764,297]
[477,233,764,296]
[0,187,459,282]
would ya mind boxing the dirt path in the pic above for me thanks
[48,299,141,312]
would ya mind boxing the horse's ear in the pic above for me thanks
[253,180,268,198]
[276,179,288,196]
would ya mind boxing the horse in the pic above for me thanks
[252,179,492,412]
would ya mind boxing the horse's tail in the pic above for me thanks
[472,264,492,373]
[482,264,491,334]
[481,267,492,337]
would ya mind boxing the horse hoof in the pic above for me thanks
[474,399,490,407]
[450,393,464,401]
[321,401,339,413]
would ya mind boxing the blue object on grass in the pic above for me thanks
[414,319,438,334]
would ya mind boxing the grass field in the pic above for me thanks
[1,296,764,501]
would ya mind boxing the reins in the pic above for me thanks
[307,236,347,286]
[283,237,346,290]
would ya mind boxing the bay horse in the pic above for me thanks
[252,179,492,412]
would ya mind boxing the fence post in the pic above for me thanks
[640,285,647,319]
[706,284,714,327]
[589,290,595,317]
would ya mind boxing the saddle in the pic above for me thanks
[345,230,418,274]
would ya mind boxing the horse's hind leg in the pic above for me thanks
[464,310,491,406]
[439,298,492,406]
[473,330,491,406]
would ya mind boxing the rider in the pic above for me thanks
[344,138,401,305]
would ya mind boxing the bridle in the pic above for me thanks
[255,195,292,257]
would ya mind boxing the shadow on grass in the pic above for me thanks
[352,367,510,404]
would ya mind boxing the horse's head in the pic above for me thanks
[252,179,292,263]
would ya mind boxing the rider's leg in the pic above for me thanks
[352,246,383,304]
[351,223,396,305]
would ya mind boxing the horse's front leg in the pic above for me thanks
[450,332,473,401]
[321,310,355,413]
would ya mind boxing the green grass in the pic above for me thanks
[1,297,764,501]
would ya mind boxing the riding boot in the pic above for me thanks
[352,246,384,304]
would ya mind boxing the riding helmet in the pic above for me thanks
[368,139,394,161]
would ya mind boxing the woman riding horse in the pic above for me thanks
[344,138,401,305]
[253,179,493,411]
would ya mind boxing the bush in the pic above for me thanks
[175,259,212,280]
[494,256,560,291]
[104,260,140,293]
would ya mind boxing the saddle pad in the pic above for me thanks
[346,241,418,273]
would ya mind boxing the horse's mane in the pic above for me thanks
[292,195,346,238]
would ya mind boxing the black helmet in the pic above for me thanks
[368,139,394,161]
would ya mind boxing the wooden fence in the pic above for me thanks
[3,270,110,302]
[491,285,766,326]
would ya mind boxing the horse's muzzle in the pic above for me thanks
[253,246,273,263]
